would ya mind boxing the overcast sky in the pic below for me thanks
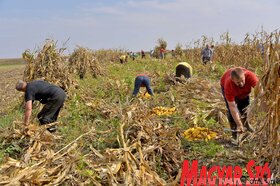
[0,0,279,58]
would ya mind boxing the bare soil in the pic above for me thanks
[0,65,25,114]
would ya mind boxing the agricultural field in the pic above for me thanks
[0,34,279,185]
[0,59,25,115]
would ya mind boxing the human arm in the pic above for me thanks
[227,101,244,132]
[24,100,32,125]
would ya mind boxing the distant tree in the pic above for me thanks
[153,38,168,58]
[157,38,167,49]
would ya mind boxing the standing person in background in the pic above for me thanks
[15,80,66,133]
[141,50,145,59]
[220,67,257,140]
[160,47,165,60]
[201,44,213,64]
[132,74,153,97]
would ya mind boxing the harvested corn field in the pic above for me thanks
[0,59,25,115]
[0,33,279,185]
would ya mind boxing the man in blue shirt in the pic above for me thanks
[201,44,213,64]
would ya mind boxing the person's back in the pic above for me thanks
[120,55,127,63]
[220,67,258,139]
[176,62,193,79]
[25,80,65,103]
[220,68,257,101]
[16,80,66,132]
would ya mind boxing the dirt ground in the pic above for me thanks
[0,65,25,114]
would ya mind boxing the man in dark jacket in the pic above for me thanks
[201,44,213,64]
[16,80,66,132]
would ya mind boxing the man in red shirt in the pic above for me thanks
[220,67,258,139]
[160,48,165,60]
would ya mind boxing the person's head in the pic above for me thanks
[205,44,209,48]
[211,45,214,49]
[230,68,245,88]
[15,80,27,92]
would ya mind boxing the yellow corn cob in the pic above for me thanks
[183,127,217,141]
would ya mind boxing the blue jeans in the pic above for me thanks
[132,76,153,96]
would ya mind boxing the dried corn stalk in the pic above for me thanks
[22,40,74,91]
[185,31,279,68]
[94,49,125,63]
[69,47,105,79]
[0,123,94,185]
[0,104,184,185]
[248,43,280,177]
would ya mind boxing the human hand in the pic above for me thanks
[236,126,244,133]
[22,125,29,134]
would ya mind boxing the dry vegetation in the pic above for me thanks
[0,60,25,114]
[247,44,280,176]
[69,47,105,79]
[0,30,279,185]
[22,40,74,91]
